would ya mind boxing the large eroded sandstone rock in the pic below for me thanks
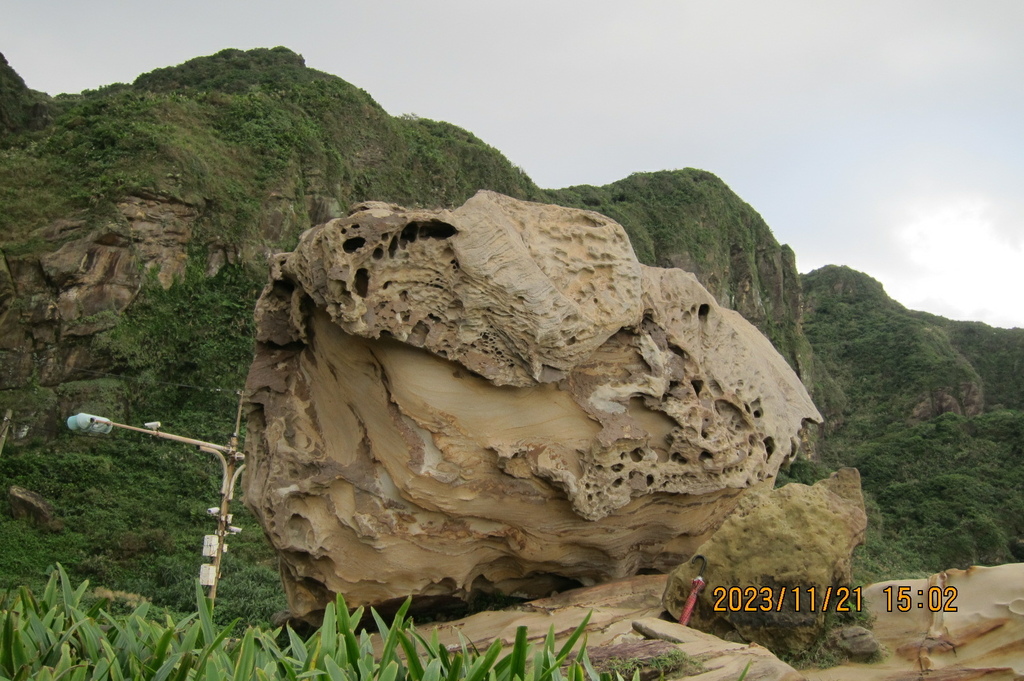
[243,191,821,619]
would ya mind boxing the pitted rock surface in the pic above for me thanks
[243,191,821,618]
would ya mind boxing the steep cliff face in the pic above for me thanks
[0,52,52,136]
[244,192,821,617]
[0,195,209,432]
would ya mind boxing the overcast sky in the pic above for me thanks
[4,1,1023,328]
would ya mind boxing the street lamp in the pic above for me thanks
[66,396,245,604]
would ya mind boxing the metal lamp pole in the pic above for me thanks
[0,409,12,458]
[66,395,245,604]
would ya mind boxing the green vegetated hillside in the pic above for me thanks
[1,46,1021,627]
[801,265,1024,581]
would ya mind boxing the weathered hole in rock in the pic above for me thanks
[400,223,418,245]
[414,220,458,240]
[328,279,349,298]
[716,400,747,430]
[698,303,710,321]
[343,237,366,253]
[691,379,704,396]
[749,398,763,419]
[629,449,644,463]
[372,247,384,260]
[700,450,714,464]
[354,268,369,297]
[668,341,689,360]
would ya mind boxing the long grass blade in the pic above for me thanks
[463,639,504,681]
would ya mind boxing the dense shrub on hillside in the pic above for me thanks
[846,411,1024,578]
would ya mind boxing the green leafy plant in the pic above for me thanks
[0,566,615,681]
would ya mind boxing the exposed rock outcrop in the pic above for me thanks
[0,195,199,437]
[629,618,806,681]
[663,468,867,655]
[911,383,985,421]
[8,485,62,531]
[429,576,806,681]
[827,625,879,663]
[804,563,1024,680]
[244,191,821,619]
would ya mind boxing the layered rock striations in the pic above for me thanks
[243,191,821,619]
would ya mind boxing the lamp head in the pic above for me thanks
[66,413,113,435]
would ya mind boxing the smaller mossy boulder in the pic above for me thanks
[663,467,867,656]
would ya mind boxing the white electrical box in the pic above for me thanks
[199,564,217,586]
[202,534,220,557]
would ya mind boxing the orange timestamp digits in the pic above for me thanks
[711,586,864,613]
[881,585,958,612]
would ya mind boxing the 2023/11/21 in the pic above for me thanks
[711,585,865,613]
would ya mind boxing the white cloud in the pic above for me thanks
[880,196,1024,328]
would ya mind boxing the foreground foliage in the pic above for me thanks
[1,567,606,681]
